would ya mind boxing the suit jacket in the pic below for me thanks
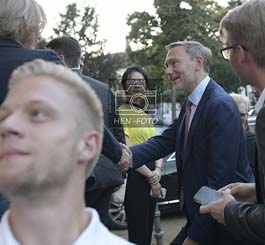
[75,72,125,190]
[0,38,63,104]
[79,73,125,143]
[224,106,265,244]
[131,79,253,244]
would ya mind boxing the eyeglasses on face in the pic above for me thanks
[220,44,248,61]
[126,79,146,86]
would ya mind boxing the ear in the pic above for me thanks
[236,46,248,64]
[77,131,102,163]
[194,56,204,71]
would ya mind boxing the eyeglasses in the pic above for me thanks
[126,79,146,86]
[220,44,248,61]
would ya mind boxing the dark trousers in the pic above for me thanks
[170,222,190,245]
[170,218,260,245]
[125,169,156,245]
[85,187,114,225]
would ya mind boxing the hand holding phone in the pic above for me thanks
[194,186,222,205]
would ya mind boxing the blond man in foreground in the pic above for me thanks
[0,60,132,245]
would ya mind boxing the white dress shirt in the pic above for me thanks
[0,208,133,245]
[187,75,210,129]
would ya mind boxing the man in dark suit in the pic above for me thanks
[200,0,265,244]
[129,41,253,245]
[46,36,126,224]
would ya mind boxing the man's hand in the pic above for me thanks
[150,182,161,199]
[183,236,199,245]
[148,168,162,185]
[200,189,235,224]
[219,182,256,203]
[117,143,132,173]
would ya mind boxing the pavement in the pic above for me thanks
[112,211,186,245]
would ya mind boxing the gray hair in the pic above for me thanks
[166,41,212,73]
[220,0,265,68]
[0,0,46,47]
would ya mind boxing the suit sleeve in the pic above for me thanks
[109,90,126,144]
[102,126,122,163]
[188,97,251,243]
[130,119,178,169]
[224,201,265,243]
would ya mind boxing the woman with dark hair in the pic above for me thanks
[118,65,162,245]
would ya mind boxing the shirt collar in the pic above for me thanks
[188,76,210,106]
[0,210,20,245]
[255,88,265,114]
[0,209,97,245]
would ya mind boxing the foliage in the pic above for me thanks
[53,3,103,57]
[51,3,126,84]
[83,52,129,84]
[126,0,244,103]
[36,38,47,49]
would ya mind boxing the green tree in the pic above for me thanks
[52,3,127,84]
[36,38,48,49]
[83,52,129,84]
[126,0,244,109]
[53,3,104,57]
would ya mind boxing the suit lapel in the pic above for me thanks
[183,80,213,163]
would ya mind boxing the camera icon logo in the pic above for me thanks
[115,85,157,115]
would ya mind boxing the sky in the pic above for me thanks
[36,0,228,54]
[36,0,155,54]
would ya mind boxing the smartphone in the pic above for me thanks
[194,186,222,205]
[150,187,167,199]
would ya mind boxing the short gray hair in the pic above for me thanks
[166,41,212,73]
[0,0,46,47]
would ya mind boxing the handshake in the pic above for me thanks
[117,143,133,173]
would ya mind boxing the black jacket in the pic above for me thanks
[74,71,125,190]
[224,106,265,244]
[0,38,62,104]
